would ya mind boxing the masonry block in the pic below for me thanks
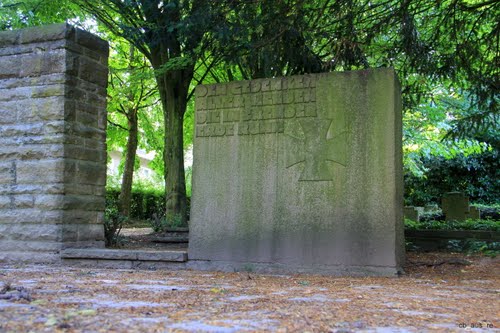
[0,24,109,263]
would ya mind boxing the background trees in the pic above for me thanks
[106,39,159,217]
[74,0,224,222]
[1,0,498,220]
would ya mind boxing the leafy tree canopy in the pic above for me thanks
[1,0,498,203]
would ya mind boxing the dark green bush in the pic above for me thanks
[106,189,165,221]
[105,189,191,223]
[405,149,500,206]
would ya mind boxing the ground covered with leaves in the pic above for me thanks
[0,252,498,332]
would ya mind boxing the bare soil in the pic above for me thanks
[116,228,188,251]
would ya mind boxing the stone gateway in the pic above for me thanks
[189,69,405,276]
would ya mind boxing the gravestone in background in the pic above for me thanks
[442,192,470,222]
[442,192,481,221]
[467,206,481,220]
[189,69,404,276]
[404,207,420,222]
[0,24,108,263]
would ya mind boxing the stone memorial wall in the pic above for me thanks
[0,24,108,263]
[189,69,405,276]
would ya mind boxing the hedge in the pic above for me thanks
[106,189,181,221]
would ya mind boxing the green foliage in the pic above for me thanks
[402,88,493,177]
[404,218,420,230]
[185,166,192,197]
[106,189,165,221]
[3,0,499,218]
[148,213,186,233]
[445,240,499,257]
[155,56,194,75]
[103,205,127,247]
[404,218,499,232]
[473,204,500,220]
[0,0,83,30]
[405,148,500,205]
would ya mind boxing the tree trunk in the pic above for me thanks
[118,109,138,217]
[155,69,191,223]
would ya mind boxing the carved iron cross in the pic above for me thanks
[285,118,347,181]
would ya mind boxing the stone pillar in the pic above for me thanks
[0,24,109,263]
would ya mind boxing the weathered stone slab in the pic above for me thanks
[0,251,60,263]
[404,206,420,222]
[0,24,109,263]
[0,240,62,252]
[189,69,404,276]
[151,235,189,243]
[136,251,187,262]
[0,224,62,241]
[466,206,481,220]
[442,192,470,222]
[63,258,188,270]
[61,249,188,262]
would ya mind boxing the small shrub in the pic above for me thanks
[404,218,420,230]
[149,212,166,233]
[104,206,128,247]
[446,240,499,257]
[165,213,185,229]
[419,209,445,222]
[457,219,500,231]
[148,212,186,232]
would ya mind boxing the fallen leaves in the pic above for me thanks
[0,281,32,302]
[0,252,498,332]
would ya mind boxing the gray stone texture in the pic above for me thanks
[404,206,420,222]
[61,248,188,262]
[467,206,481,220]
[0,24,108,263]
[189,69,404,276]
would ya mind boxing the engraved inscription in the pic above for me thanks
[196,123,235,137]
[195,76,318,137]
[238,120,284,135]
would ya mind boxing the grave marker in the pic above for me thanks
[404,207,420,222]
[442,192,470,222]
[467,206,481,220]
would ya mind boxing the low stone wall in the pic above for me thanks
[0,24,109,263]
[405,230,499,252]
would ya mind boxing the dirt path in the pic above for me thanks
[0,252,498,332]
